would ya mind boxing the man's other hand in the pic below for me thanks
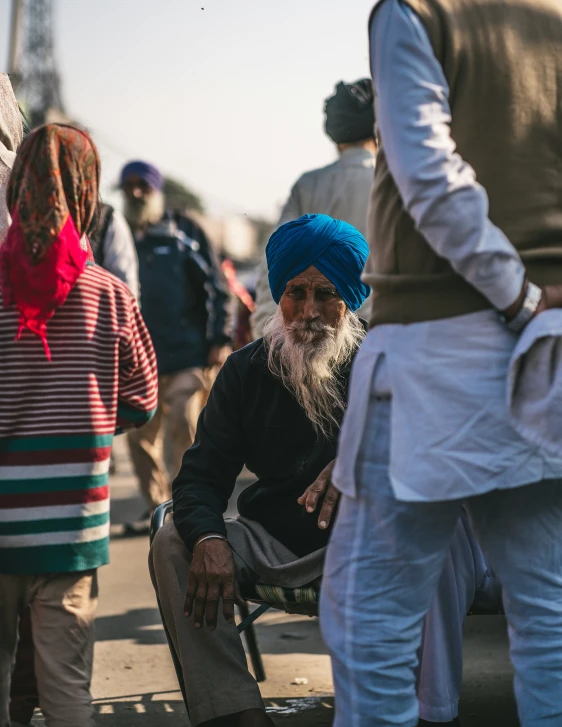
[297,460,339,530]
[503,282,562,322]
[184,536,243,631]
[535,286,562,316]
[208,345,232,368]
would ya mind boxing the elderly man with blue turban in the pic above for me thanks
[251,79,376,338]
[148,214,494,727]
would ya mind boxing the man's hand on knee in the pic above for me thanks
[184,536,243,631]
[297,460,339,530]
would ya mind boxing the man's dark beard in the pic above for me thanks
[263,309,365,437]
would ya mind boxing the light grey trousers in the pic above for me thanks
[149,522,264,727]
[150,517,493,724]
[0,570,98,727]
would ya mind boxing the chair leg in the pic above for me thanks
[238,602,267,683]
[157,597,190,715]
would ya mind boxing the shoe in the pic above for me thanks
[418,719,461,726]
[122,510,151,537]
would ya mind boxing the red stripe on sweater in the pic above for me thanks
[0,447,112,466]
[0,485,109,509]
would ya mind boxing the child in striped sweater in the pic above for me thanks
[0,124,158,727]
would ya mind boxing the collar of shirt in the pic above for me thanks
[338,146,376,168]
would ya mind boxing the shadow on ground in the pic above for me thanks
[96,608,167,645]
[252,613,328,656]
[95,604,327,654]
[29,693,334,726]
[459,615,519,726]
[28,688,518,727]
[92,693,187,725]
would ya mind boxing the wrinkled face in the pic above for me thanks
[279,265,347,344]
[121,174,156,203]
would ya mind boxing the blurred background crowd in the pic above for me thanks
[0,0,378,534]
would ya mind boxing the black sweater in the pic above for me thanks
[172,338,353,557]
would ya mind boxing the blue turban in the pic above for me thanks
[266,214,370,312]
[120,160,163,191]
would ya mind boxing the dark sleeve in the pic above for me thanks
[180,215,233,347]
[172,355,245,551]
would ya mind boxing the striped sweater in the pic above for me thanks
[0,264,158,574]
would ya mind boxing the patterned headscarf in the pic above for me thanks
[0,124,100,359]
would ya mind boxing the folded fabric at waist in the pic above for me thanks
[508,308,562,458]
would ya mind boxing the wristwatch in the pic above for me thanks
[504,282,542,333]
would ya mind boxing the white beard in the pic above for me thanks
[123,190,165,229]
[263,308,365,437]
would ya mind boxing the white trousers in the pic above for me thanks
[321,398,502,725]
[322,397,562,727]
[417,513,499,721]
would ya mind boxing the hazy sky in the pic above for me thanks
[0,0,375,219]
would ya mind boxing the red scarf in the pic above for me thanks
[0,124,100,360]
[0,211,93,360]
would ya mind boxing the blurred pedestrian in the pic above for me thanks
[89,204,140,480]
[89,203,140,300]
[0,124,158,727]
[321,1,562,726]
[0,73,23,243]
[120,161,232,532]
[221,257,256,349]
[251,79,376,337]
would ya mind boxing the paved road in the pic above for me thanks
[30,437,519,726]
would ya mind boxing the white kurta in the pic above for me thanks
[335,310,562,503]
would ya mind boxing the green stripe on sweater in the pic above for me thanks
[118,403,157,424]
[0,434,114,453]
[0,511,109,536]
[0,538,109,574]
[0,473,108,495]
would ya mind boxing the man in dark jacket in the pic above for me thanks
[149,215,493,727]
[120,161,232,523]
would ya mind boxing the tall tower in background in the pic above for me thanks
[8,0,67,127]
